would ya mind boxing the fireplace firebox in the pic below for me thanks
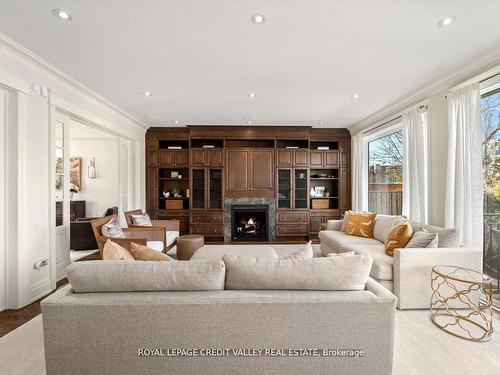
[231,205,269,241]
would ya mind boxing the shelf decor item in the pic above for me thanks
[315,186,325,197]
[166,200,184,210]
[171,171,179,178]
[311,198,330,209]
[310,187,316,197]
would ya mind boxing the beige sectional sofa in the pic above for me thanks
[318,215,483,309]
[42,256,397,375]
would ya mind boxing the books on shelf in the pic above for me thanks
[167,146,182,150]
[285,146,299,149]
[317,146,330,150]
[202,145,215,148]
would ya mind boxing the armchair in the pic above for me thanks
[90,215,166,259]
[70,207,119,251]
[124,209,180,251]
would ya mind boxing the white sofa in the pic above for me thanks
[318,215,483,309]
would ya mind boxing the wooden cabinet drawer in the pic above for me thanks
[191,225,223,236]
[159,210,190,217]
[276,225,309,236]
[277,211,309,224]
[191,211,223,224]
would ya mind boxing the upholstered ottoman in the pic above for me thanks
[190,244,278,261]
[176,235,204,260]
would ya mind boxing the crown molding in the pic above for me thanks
[349,42,500,135]
[0,33,148,133]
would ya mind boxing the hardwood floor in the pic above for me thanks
[0,250,100,337]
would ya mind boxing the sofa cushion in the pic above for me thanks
[406,230,439,248]
[373,215,406,243]
[191,245,278,261]
[67,260,225,292]
[422,225,459,247]
[319,230,383,255]
[340,244,393,281]
[102,240,134,261]
[340,211,349,232]
[280,241,313,260]
[223,254,373,291]
[130,242,173,261]
[101,217,124,238]
[131,213,152,226]
[385,221,413,256]
[345,211,377,238]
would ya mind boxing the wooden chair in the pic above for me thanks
[90,214,166,258]
[124,209,180,251]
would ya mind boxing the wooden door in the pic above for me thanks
[207,149,223,166]
[146,167,158,212]
[324,150,339,167]
[294,149,309,166]
[340,150,350,167]
[250,149,274,191]
[276,149,293,167]
[190,149,206,166]
[159,149,174,166]
[226,149,250,192]
[146,139,158,167]
[310,150,323,167]
[340,168,350,210]
[175,150,189,166]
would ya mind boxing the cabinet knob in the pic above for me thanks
[213,229,217,233]
[283,216,286,220]
[196,217,200,220]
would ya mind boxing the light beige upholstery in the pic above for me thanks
[191,245,278,261]
[41,278,396,375]
[372,215,406,243]
[340,244,393,280]
[318,230,382,255]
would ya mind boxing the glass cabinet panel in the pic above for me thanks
[294,169,308,209]
[278,169,291,209]
[192,169,205,209]
[209,169,222,209]
[55,121,64,226]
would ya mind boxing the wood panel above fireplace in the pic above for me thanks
[145,126,351,241]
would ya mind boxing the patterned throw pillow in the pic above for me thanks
[130,243,173,261]
[131,213,152,226]
[385,221,414,256]
[101,218,124,238]
[102,240,134,261]
[345,211,377,238]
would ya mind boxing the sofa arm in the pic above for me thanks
[326,219,343,231]
[393,247,482,309]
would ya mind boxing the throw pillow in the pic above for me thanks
[340,211,350,232]
[405,230,439,248]
[280,241,313,260]
[101,217,124,238]
[102,240,135,261]
[130,242,173,261]
[131,213,152,226]
[422,225,458,247]
[385,221,413,256]
[327,251,355,257]
[345,211,377,238]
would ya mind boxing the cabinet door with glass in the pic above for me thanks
[191,169,206,209]
[277,169,292,209]
[294,169,308,209]
[208,168,223,209]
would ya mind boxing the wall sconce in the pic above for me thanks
[88,157,97,179]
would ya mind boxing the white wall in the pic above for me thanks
[70,124,120,218]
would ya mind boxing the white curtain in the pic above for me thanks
[351,133,366,211]
[445,83,483,249]
[403,108,429,223]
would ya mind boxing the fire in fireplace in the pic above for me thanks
[231,205,269,241]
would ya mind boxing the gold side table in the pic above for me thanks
[430,265,493,342]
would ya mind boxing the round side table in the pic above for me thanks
[430,265,493,342]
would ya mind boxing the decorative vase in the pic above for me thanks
[70,191,74,200]
[310,187,315,197]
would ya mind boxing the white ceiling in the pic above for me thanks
[0,1,500,128]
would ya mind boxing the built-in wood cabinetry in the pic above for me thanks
[145,126,351,241]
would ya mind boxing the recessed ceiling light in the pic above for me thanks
[248,92,256,98]
[174,120,179,125]
[247,121,253,125]
[319,121,324,125]
[438,16,456,27]
[351,93,360,99]
[53,9,72,21]
[143,91,152,97]
[251,14,265,25]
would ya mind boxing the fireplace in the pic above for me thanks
[231,205,269,241]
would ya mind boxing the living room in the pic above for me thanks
[0,1,499,374]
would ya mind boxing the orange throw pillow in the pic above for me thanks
[385,221,413,257]
[130,242,173,261]
[345,211,377,238]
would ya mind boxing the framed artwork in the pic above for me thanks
[70,157,81,190]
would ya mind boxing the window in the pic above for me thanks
[367,129,404,215]
[480,87,500,306]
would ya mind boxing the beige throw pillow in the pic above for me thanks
[327,251,355,257]
[405,230,439,248]
[131,213,152,226]
[102,240,135,261]
[385,221,413,256]
[280,241,313,260]
[345,211,377,238]
[130,242,172,261]
[101,217,124,238]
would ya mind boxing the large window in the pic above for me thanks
[368,129,404,215]
[481,88,500,305]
